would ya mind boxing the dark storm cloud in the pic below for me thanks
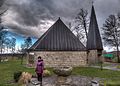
[94,0,120,27]
[6,23,42,38]
[6,0,39,26]
[2,0,93,38]
[2,0,120,38]
[8,0,92,26]
[6,24,29,36]
[0,0,4,7]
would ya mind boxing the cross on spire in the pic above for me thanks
[92,0,94,5]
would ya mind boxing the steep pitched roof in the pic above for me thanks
[30,18,86,51]
[87,5,103,50]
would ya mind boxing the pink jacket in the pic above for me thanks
[35,59,44,74]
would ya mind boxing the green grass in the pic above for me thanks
[116,65,120,69]
[0,59,35,86]
[0,59,120,86]
[72,67,120,79]
[0,59,54,86]
[72,67,120,85]
[95,62,112,67]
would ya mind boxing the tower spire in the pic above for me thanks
[87,5,103,50]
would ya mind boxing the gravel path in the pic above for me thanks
[27,75,101,86]
[91,63,120,71]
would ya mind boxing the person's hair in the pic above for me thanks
[38,56,41,59]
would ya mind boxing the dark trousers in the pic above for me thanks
[37,73,42,86]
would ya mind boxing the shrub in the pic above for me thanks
[18,72,32,85]
[116,65,120,69]
[112,57,118,62]
[14,71,22,82]
[43,69,51,77]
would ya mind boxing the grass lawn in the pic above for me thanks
[0,59,120,86]
[0,59,35,86]
[73,67,120,85]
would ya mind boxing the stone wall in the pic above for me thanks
[88,50,99,65]
[0,54,25,61]
[28,51,87,67]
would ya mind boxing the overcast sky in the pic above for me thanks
[1,0,120,39]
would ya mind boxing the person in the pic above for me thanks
[35,56,44,86]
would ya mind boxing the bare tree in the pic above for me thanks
[0,0,7,62]
[21,37,32,50]
[10,38,16,53]
[72,8,89,44]
[0,31,7,53]
[20,37,32,64]
[102,14,120,63]
[4,37,10,53]
[0,0,7,30]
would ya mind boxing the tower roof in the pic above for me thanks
[87,5,103,50]
[30,18,86,51]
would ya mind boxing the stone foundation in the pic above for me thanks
[88,50,101,64]
[28,51,87,67]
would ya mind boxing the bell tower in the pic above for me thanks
[87,5,103,64]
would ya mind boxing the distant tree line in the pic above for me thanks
[0,30,33,54]
[0,30,16,53]
[21,37,32,52]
